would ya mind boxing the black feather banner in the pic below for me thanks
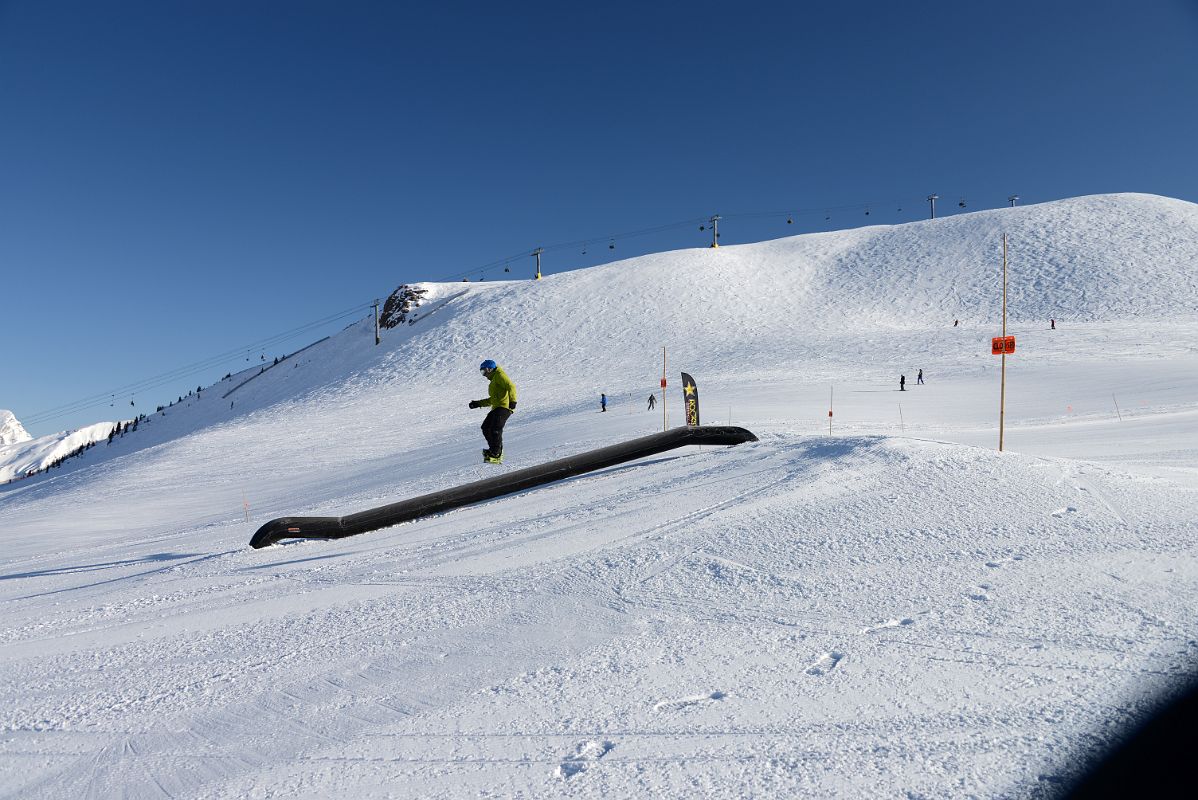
[681,372,700,426]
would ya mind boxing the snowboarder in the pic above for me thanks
[917,369,924,385]
[647,393,656,411]
[468,360,517,463]
[601,393,607,412]
[900,374,906,391]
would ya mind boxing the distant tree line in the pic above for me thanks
[6,355,293,486]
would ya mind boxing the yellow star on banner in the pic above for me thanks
[683,382,696,396]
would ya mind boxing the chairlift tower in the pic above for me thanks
[708,214,721,248]
[927,194,939,219]
[1008,195,1019,207]
[532,247,543,280]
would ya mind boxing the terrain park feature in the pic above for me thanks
[249,425,758,549]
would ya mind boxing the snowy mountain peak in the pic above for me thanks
[0,410,32,446]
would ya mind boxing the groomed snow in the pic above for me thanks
[1,193,1196,798]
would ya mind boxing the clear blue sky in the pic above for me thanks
[3,0,1197,437]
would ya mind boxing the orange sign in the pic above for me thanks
[991,336,1016,355]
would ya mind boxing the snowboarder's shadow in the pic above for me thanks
[0,551,201,581]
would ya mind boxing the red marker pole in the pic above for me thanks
[828,385,833,436]
[999,234,1008,452]
[661,348,668,432]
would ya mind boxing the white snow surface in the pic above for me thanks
[0,420,115,484]
[0,410,32,447]
[2,193,1197,798]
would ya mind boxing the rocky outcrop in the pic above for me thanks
[379,285,429,329]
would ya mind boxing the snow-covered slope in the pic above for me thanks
[5,192,1197,492]
[1,193,1196,798]
[0,420,115,483]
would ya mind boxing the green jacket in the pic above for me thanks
[476,365,517,410]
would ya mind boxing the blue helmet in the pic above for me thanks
[479,359,497,372]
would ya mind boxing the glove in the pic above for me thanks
[509,401,516,410]
[468,400,481,409]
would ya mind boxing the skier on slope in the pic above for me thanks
[469,360,517,463]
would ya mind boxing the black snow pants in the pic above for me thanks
[481,407,513,457]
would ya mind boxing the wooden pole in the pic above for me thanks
[829,385,833,436]
[662,347,668,432]
[999,233,1008,452]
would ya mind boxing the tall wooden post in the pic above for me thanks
[999,234,1008,452]
[661,348,668,431]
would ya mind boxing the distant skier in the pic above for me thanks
[917,369,924,385]
[900,374,906,391]
[954,319,959,327]
[1051,318,1056,330]
[601,393,607,412]
[647,393,656,411]
[468,359,517,463]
